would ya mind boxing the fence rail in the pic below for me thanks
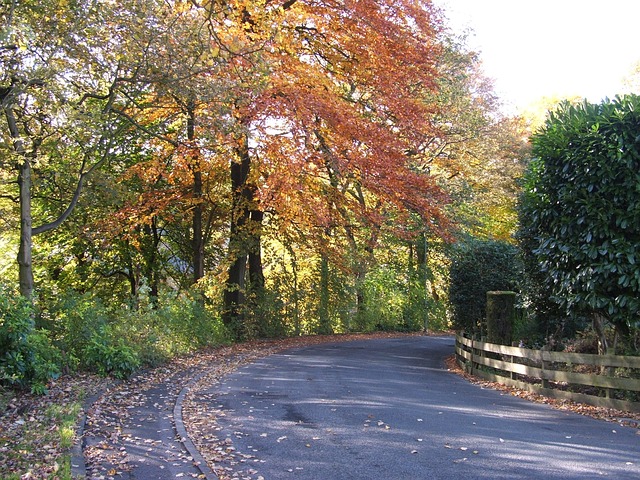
[455,333,640,413]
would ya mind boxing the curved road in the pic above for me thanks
[203,336,640,480]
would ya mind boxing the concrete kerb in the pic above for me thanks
[174,370,219,480]
[71,391,100,479]
[71,371,217,479]
[71,382,118,480]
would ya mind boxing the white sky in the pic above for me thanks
[434,0,640,114]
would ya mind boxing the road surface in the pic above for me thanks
[204,336,640,479]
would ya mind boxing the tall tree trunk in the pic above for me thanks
[192,168,205,283]
[247,206,266,336]
[142,219,161,299]
[408,242,415,276]
[592,313,609,355]
[187,102,205,285]
[289,246,300,336]
[17,158,34,299]
[222,133,252,336]
[222,130,266,338]
[4,96,34,298]
[318,253,331,334]
[416,233,428,281]
[248,207,265,294]
[416,232,430,330]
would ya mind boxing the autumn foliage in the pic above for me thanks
[1,0,525,348]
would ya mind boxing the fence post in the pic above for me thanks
[476,334,485,374]
[486,291,516,345]
[605,347,614,399]
[510,350,515,380]
[541,351,550,389]
[469,335,476,375]
[470,333,479,374]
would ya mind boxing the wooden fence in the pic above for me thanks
[455,333,640,413]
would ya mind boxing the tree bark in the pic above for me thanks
[187,102,205,285]
[592,313,609,355]
[222,133,252,335]
[192,167,205,283]
[248,207,265,293]
[318,253,331,334]
[4,94,34,298]
[222,129,266,338]
[17,158,34,298]
[142,219,161,299]
[415,232,431,330]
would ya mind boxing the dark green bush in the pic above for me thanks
[448,238,521,333]
[49,291,110,362]
[356,265,407,332]
[113,288,226,363]
[83,326,140,379]
[0,285,61,393]
[47,287,225,370]
[520,95,640,337]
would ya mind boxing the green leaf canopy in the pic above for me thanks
[523,95,640,332]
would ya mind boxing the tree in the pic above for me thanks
[520,95,640,351]
[0,0,138,299]
[421,33,529,241]
[199,0,452,338]
[53,0,239,299]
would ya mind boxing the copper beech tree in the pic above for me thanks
[16,1,456,337]
[203,0,452,337]
[0,0,530,345]
[102,0,452,337]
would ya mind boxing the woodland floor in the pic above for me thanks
[1,332,639,479]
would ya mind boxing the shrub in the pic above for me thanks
[448,238,520,333]
[114,288,227,364]
[48,291,110,362]
[48,287,226,370]
[82,326,140,379]
[520,95,640,340]
[0,285,61,393]
[356,265,407,332]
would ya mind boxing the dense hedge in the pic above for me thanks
[448,238,520,333]
[520,95,640,336]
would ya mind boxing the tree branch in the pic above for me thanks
[110,106,180,147]
[32,128,116,235]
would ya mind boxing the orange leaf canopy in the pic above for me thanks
[223,0,451,238]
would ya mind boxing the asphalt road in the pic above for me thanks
[206,335,640,480]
